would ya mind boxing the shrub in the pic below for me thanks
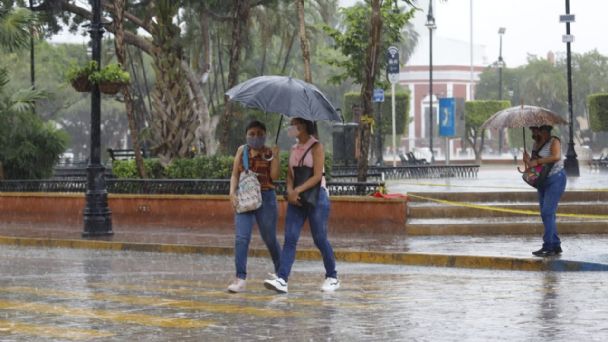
[89,63,130,84]
[588,93,608,132]
[66,61,98,83]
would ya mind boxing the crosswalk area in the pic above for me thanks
[0,257,392,341]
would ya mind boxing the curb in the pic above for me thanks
[0,235,606,272]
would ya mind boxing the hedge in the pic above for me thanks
[588,93,608,132]
[112,152,333,180]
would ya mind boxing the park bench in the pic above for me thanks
[589,153,608,172]
[107,148,150,161]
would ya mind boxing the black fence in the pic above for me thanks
[0,179,382,196]
[332,164,479,179]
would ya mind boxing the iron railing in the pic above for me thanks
[332,164,479,179]
[0,179,382,196]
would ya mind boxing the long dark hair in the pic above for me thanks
[292,117,316,135]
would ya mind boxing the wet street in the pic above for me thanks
[0,246,606,341]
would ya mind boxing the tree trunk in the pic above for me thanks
[357,0,383,182]
[219,0,250,154]
[113,0,146,178]
[297,0,312,83]
[149,0,199,165]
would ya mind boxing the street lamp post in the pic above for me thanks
[497,27,506,156]
[562,0,580,176]
[426,0,436,163]
[83,0,113,237]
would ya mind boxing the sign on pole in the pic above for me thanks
[386,46,399,166]
[439,98,456,137]
[373,88,385,103]
[386,46,400,84]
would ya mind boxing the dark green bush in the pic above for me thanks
[588,93,608,132]
[111,152,333,181]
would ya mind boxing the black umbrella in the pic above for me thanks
[226,75,341,143]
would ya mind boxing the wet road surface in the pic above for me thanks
[0,246,607,341]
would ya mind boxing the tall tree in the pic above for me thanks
[112,0,146,177]
[296,0,311,82]
[218,0,251,153]
[323,0,414,180]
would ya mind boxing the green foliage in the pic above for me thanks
[89,63,130,84]
[322,2,415,87]
[0,110,68,179]
[342,91,410,134]
[0,7,39,52]
[464,100,511,128]
[66,61,97,83]
[588,93,608,132]
[112,158,166,179]
[165,155,233,179]
[111,151,334,181]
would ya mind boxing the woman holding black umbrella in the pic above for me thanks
[523,125,567,257]
[264,117,340,293]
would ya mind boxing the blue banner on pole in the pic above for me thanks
[439,97,456,137]
[373,88,384,102]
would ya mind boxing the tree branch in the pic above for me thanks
[101,0,153,34]
[39,0,157,56]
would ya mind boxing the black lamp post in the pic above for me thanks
[83,0,113,237]
[497,27,506,155]
[426,0,436,163]
[563,0,580,176]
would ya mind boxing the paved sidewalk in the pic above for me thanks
[1,222,607,272]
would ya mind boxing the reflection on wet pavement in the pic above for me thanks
[0,246,607,340]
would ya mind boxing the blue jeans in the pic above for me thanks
[537,169,567,250]
[277,189,337,282]
[234,190,281,279]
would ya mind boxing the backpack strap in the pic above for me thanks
[242,145,250,171]
[298,142,318,167]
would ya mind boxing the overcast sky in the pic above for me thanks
[50,0,607,68]
[339,0,607,67]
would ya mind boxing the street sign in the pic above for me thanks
[562,34,575,43]
[438,98,456,137]
[559,14,575,23]
[386,46,400,84]
[373,88,384,103]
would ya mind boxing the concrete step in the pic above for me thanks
[408,202,608,219]
[406,219,608,236]
[408,191,608,203]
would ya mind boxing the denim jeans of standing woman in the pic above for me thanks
[537,169,567,251]
[234,190,281,280]
[277,189,337,282]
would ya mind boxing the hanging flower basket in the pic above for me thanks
[99,82,125,95]
[71,74,92,92]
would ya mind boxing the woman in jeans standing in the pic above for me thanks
[227,120,281,293]
[264,117,339,293]
[523,125,567,257]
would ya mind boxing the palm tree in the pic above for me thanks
[0,6,43,178]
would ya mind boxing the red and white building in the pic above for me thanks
[396,0,492,160]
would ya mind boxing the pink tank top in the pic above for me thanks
[289,137,327,189]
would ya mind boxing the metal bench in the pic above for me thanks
[107,148,150,161]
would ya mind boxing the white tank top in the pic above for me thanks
[535,137,564,177]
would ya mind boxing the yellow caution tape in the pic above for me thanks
[407,193,608,220]
[394,181,608,192]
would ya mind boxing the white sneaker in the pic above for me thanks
[321,277,340,292]
[264,277,288,293]
[227,278,246,293]
[268,273,278,280]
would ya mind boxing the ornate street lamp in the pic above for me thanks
[497,27,506,155]
[83,0,112,236]
[562,0,579,176]
[426,0,436,163]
